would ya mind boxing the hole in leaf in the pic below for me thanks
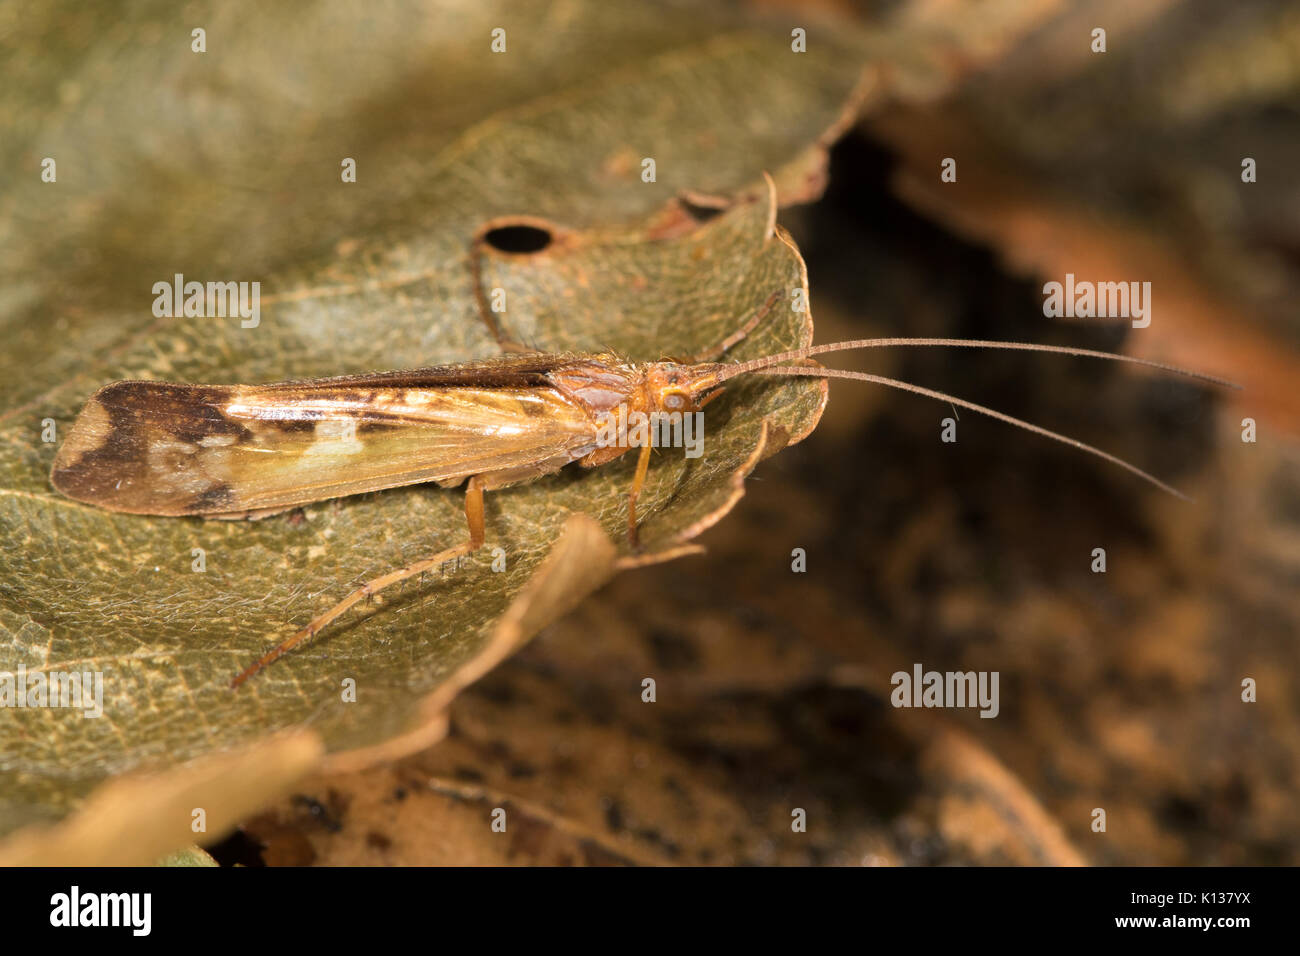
[483,224,553,254]
[679,196,726,224]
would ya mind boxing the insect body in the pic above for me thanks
[50,289,1236,687]
[49,354,706,520]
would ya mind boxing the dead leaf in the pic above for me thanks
[0,2,864,835]
[0,731,322,866]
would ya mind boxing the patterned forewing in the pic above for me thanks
[50,378,598,516]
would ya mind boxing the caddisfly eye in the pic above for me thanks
[664,393,684,409]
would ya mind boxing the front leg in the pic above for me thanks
[625,440,653,549]
[578,442,654,550]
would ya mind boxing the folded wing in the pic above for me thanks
[51,367,598,516]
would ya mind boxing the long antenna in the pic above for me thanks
[712,338,1240,389]
[747,365,1193,500]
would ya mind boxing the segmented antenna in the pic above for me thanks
[705,339,1239,500]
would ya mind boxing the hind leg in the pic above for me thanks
[231,476,488,688]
